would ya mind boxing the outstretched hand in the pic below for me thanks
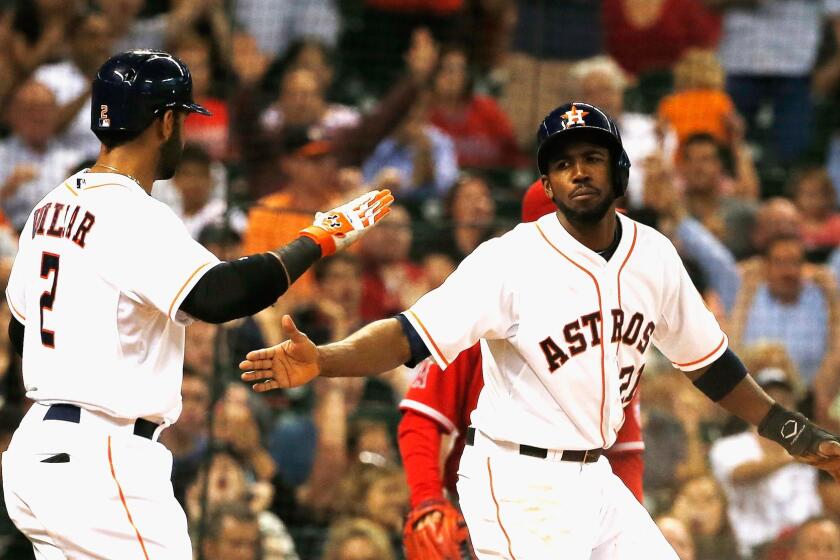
[240,315,320,392]
[799,439,840,483]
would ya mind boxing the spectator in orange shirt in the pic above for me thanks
[242,126,344,300]
[658,49,735,151]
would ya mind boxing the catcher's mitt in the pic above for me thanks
[403,499,476,560]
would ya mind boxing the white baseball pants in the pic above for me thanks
[457,428,678,559]
[2,403,191,559]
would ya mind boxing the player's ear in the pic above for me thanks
[158,109,176,141]
[540,175,553,198]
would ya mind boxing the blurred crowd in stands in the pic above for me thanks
[1,0,840,559]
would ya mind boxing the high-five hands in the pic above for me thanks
[240,315,321,392]
[300,189,394,256]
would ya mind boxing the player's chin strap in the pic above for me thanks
[758,403,840,457]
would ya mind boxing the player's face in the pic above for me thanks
[542,141,615,224]
[157,111,186,180]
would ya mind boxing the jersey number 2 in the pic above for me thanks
[39,252,59,348]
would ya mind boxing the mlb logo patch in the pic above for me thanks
[99,104,110,128]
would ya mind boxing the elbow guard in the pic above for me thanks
[692,348,747,402]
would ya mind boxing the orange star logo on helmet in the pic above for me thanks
[562,104,589,128]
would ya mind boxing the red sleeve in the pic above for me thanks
[607,451,644,503]
[399,344,483,434]
[521,180,555,223]
[398,410,446,508]
[606,393,644,502]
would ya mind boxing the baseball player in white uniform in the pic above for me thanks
[1,50,392,559]
[239,101,840,559]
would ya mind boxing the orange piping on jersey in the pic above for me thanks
[168,261,214,318]
[614,222,638,426]
[82,183,130,191]
[62,182,78,197]
[536,223,607,447]
[107,437,150,560]
[8,300,25,322]
[673,334,726,368]
[616,223,638,310]
[487,457,517,559]
[406,309,450,368]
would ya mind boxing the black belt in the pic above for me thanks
[465,426,602,463]
[44,404,158,440]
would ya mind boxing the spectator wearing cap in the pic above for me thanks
[709,367,823,558]
[233,28,439,200]
[241,126,343,304]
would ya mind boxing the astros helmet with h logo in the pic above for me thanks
[536,102,631,197]
[91,50,211,135]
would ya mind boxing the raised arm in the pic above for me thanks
[180,190,392,324]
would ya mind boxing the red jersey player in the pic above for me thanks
[397,180,644,559]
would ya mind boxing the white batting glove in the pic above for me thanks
[300,189,394,256]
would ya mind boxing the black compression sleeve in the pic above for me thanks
[8,316,23,357]
[180,237,321,324]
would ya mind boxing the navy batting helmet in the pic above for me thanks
[91,50,211,134]
[536,102,631,196]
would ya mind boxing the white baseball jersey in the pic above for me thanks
[5,171,220,424]
[405,212,727,450]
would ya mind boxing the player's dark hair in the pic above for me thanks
[94,127,148,150]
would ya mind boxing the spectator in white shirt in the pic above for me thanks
[710,367,823,558]
[0,80,83,231]
[152,143,244,239]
